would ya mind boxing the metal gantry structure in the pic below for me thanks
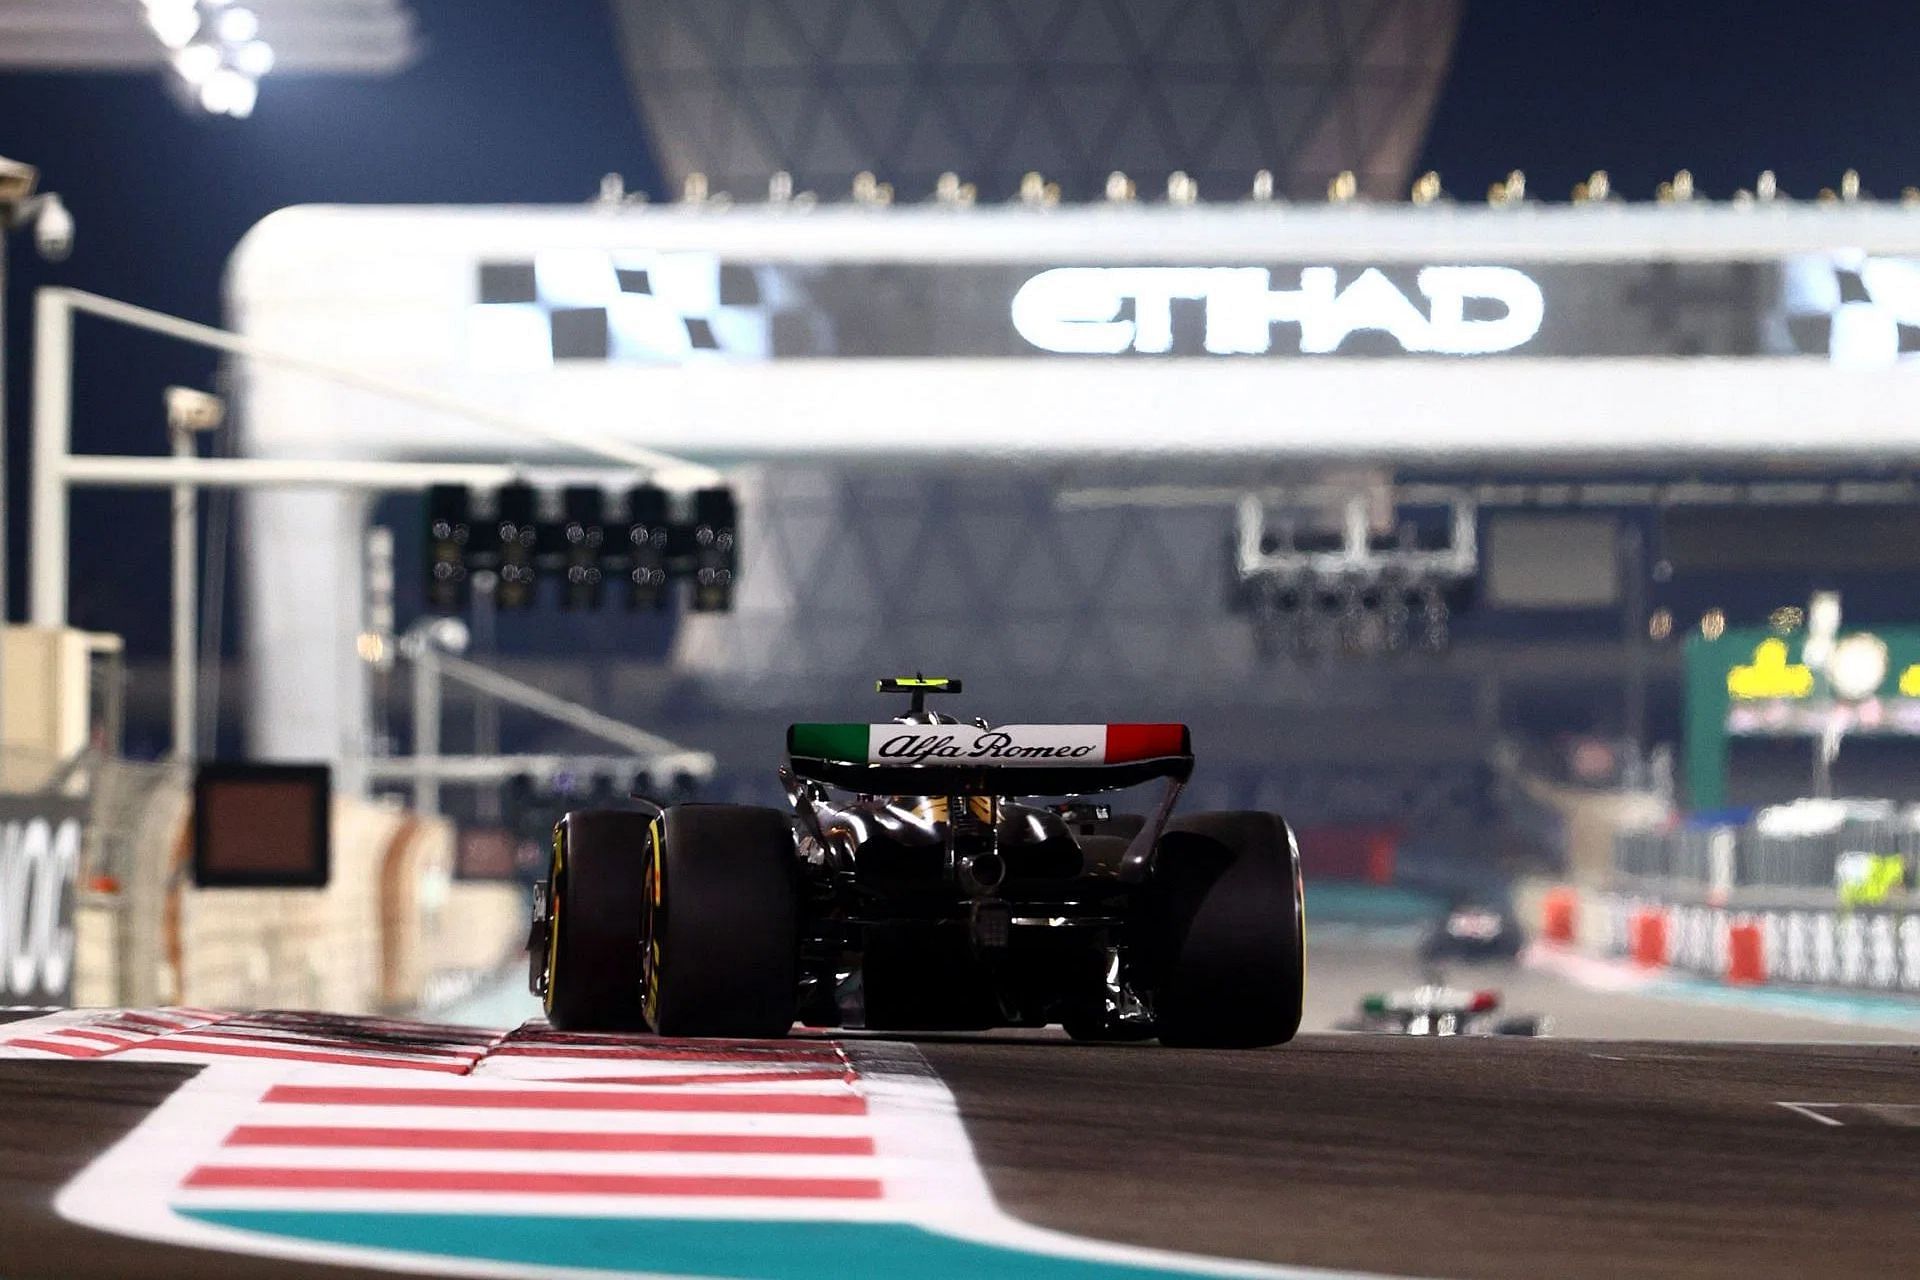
[23,285,720,789]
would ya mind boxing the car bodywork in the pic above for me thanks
[781,690,1198,1030]
[1419,899,1526,963]
[528,677,1305,1044]
[1341,986,1548,1037]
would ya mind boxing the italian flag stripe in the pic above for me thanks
[788,723,868,763]
[1104,723,1188,763]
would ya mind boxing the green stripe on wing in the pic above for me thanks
[788,723,870,763]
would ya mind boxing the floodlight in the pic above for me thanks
[235,40,275,77]
[173,42,221,85]
[165,386,224,433]
[424,485,471,614]
[216,7,260,43]
[688,486,738,613]
[557,486,606,610]
[494,483,539,609]
[1829,633,1889,702]
[623,484,670,609]
[31,193,71,261]
[145,2,201,50]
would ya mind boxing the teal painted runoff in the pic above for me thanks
[182,1211,1246,1279]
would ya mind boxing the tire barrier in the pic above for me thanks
[1556,886,1920,994]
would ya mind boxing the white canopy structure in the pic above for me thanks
[226,197,1920,767]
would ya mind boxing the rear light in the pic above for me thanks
[1468,990,1500,1013]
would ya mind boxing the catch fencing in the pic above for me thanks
[1566,809,1920,994]
[1613,817,1920,895]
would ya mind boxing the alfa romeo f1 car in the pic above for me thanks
[529,677,1306,1048]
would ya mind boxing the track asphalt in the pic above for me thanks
[6,944,1920,1279]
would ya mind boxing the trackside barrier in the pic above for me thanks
[1629,910,1668,968]
[1538,884,1920,994]
[70,767,523,1015]
[1727,922,1765,985]
[1541,887,1577,944]
[169,797,524,1014]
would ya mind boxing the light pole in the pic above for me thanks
[0,157,70,781]
[0,156,74,625]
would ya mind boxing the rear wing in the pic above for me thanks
[785,722,1193,795]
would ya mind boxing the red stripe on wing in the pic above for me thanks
[1104,723,1188,763]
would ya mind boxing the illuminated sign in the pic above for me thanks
[1782,254,1920,369]
[1726,638,1815,700]
[1691,626,1920,812]
[1009,266,1545,357]
[1726,639,1920,703]
[462,253,1920,365]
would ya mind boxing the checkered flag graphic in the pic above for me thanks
[1778,254,1920,364]
[470,251,809,365]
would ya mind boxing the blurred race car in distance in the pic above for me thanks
[1419,898,1525,963]
[1341,986,1548,1037]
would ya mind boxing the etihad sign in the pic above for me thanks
[1010,265,1546,357]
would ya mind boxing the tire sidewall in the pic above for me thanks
[1147,810,1305,1049]
[546,810,655,1032]
[646,804,801,1038]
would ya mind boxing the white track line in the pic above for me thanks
[1776,1101,1845,1127]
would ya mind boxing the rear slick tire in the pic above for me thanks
[544,810,653,1033]
[1147,811,1305,1049]
[643,804,801,1038]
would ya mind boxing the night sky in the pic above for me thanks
[3,0,1920,652]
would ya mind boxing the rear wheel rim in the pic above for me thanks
[541,835,565,1018]
[640,823,665,1028]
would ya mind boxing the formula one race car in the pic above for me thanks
[1418,897,1526,964]
[1340,986,1547,1037]
[529,677,1305,1048]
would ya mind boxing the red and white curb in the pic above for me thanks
[1,1009,1392,1279]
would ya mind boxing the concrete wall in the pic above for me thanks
[169,797,524,1013]
[73,778,524,1017]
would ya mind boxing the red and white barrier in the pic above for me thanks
[1532,884,1920,995]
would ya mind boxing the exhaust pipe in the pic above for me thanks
[959,851,1006,895]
